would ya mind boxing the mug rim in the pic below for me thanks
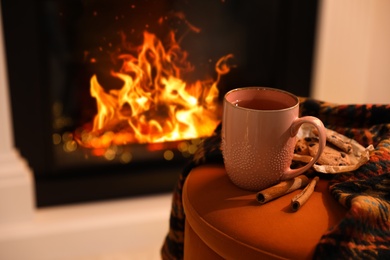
[224,86,299,112]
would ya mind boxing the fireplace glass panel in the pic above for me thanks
[1,0,318,206]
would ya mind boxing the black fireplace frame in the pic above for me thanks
[1,0,319,207]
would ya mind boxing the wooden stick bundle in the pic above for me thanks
[256,175,310,204]
[290,176,319,212]
[313,128,352,153]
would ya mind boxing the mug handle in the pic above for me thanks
[280,116,326,181]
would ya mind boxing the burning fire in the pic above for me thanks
[77,29,232,151]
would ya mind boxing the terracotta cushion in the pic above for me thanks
[183,164,347,259]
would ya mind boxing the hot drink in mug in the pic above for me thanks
[222,87,326,191]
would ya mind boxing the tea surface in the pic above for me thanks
[233,98,289,110]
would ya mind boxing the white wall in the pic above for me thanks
[311,0,390,104]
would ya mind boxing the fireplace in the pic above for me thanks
[1,0,318,207]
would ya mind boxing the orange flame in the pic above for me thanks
[78,30,232,149]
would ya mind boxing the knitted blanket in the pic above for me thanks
[161,98,390,259]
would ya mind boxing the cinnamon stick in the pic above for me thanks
[313,128,352,153]
[256,175,310,204]
[290,176,319,212]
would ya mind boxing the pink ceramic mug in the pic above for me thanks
[222,87,326,191]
